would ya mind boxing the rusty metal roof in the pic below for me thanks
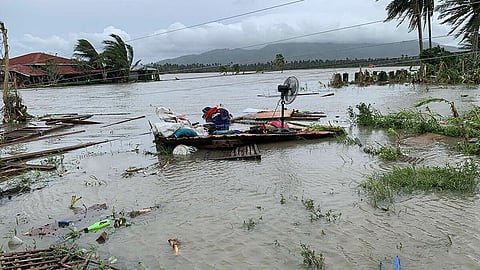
[9,52,75,65]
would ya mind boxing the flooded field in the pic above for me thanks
[1,68,479,269]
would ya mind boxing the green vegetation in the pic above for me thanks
[301,198,341,223]
[348,101,465,137]
[381,0,432,53]
[420,46,480,84]
[348,100,480,155]
[73,34,135,83]
[437,0,480,55]
[361,160,479,208]
[300,243,325,269]
[329,73,344,88]
[363,145,400,161]
[280,194,286,204]
[363,128,402,161]
[304,123,346,135]
[274,54,285,72]
[244,217,259,230]
[69,195,82,209]
[150,55,419,75]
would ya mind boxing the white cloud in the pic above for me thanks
[6,0,461,63]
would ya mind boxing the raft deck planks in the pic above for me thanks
[208,144,261,160]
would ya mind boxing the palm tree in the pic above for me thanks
[73,39,103,69]
[275,54,285,72]
[102,34,134,82]
[423,0,434,49]
[379,0,424,53]
[436,0,480,57]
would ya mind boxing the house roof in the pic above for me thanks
[10,64,47,77]
[3,52,83,77]
[9,52,75,65]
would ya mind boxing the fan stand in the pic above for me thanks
[277,86,294,134]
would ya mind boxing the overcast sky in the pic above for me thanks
[1,0,458,64]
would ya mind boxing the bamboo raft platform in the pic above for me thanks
[0,247,119,269]
[154,130,340,150]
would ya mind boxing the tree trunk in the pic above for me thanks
[1,22,9,104]
[416,11,424,54]
[428,11,433,49]
[473,30,479,59]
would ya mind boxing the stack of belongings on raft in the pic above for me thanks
[153,107,204,138]
[153,106,292,139]
[248,120,289,133]
[153,106,235,138]
[201,106,237,135]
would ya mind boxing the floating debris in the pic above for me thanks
[24,222,59,237]
[398,154,425,164]
[129,206,156,218]
[0,247,119,269]
[168,238,180,255]
[96,231,108,244]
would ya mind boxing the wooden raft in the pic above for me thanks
[0,248,119,269]
[208,144,261,160]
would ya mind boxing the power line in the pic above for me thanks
[240,20,385,49]
[127,0,305,42]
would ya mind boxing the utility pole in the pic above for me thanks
[1,21,9,105]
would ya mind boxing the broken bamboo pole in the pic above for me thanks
[0,130,85,147]
[101,115,145,128]
[0,140,109,163]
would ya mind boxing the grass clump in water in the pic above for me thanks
[300,243,325,269]
[347,101,466,137]
[304,123,346,135]
[361,159,479,208]
[301,198,341,222]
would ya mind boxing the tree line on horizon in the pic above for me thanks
[149,56,419,74]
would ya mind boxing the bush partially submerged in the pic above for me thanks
[348,101,480,155]
[304,123,346,135]
[361,160,479,208]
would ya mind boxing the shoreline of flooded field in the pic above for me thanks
[1,68,479,269]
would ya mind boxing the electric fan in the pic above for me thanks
[277,76,299,132]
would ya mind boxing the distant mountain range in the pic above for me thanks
[157,41,459,65]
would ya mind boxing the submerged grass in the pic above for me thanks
[348,101,480,156]
[300,243,325,269]
[347,102,468,137]
[361,160,479,208]
[304,123,346,135]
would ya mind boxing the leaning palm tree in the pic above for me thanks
[379,0,424,54]
[436,0,480,57]
[102,34,134,82]
[73,39,103,69]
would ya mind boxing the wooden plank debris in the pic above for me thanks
[208,144,261,160]
[0,247,119,269]
[0,140,109,163]
[0,130,85,147]
[0,163,56,178]
[398,154,425,164]
[1,124,72,143]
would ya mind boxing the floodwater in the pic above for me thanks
[0,68,479,269]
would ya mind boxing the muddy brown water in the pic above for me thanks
[1,68,479,269]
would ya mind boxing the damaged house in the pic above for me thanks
[0,52,102,88]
